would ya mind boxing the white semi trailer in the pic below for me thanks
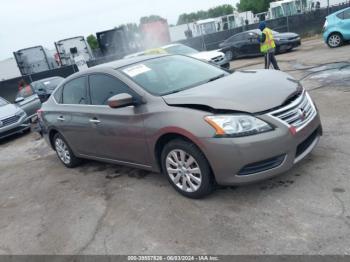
[55,36,94,66]
[13,46,58,76]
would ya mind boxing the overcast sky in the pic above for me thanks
[0,0,238,60]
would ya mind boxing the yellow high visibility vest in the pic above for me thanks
[260,28,276,53]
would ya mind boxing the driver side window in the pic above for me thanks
[89,74,133,105]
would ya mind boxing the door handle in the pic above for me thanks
[89,118,101,124]
[57,116,65,121]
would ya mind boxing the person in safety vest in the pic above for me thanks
[257,21,280,70]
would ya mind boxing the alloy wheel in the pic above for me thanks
[328,35,341,48]
[55,137,71,165]
[165,149,202,193]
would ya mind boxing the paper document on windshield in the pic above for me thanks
[123,64,151,77]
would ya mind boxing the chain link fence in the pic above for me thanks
[179,2,350,51]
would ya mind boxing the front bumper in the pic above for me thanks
[215,57,230,69]
[0,116,30,139]
[199,113,322,185]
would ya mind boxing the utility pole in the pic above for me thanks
[327,0,330,15]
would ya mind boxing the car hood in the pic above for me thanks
[274,32,299,39]
[190,50,225,61]
[162,70,301,113]
[0,104,21,119]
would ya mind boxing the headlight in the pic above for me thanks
[16,110,26,117]
[205,115,273,137]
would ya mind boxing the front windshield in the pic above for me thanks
[43,78,64,90]
[0,97,8,106]
[31,81,46,91]
[120,55,228,96]
[163,45,199,55]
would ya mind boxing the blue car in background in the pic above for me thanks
[323,7,350,48]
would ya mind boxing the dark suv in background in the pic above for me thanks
[31,76,65,102]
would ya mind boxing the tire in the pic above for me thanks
[225,50,234,61]
[161,139,214,199]
[53,133,81,168]
[327,33,343,48]
[275,46,281,54]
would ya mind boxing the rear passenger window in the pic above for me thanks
[343,9,350,19]
[89,74,133,105]
[336,12,344,19]
[62,77,87,104]
[233,34,244,42]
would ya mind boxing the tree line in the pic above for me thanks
[236,0,274,14]
[177,4,234,25]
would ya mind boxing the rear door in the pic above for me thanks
[57,76,96,155]
[15,86,42,118]
[86,73,149,165]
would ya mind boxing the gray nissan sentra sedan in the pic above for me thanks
[39,54,322,198]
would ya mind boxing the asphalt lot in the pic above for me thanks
[0,38,350,255]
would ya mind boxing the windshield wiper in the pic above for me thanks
[163,88,188,96]
[207,74,225,83]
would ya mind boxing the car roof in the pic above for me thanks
[329,6,350,17]
[161,43,182,49]
[32,76,64,84]
[92,54,169,70]
[64,54,170,81]
[246,29,261,34]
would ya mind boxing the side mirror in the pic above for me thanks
[108,93,134,108]
[15,97,24,103]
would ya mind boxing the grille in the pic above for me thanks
[296,127,320,158]
[238,155,286,176]
[270,91,317,131]
[211,55,224,63]
[0,115,20,127]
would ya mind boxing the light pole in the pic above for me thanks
[327,0,330,15]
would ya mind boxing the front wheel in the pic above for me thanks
[53,133,81,168]
[161,139,214,199]
[327,33,343,48]
[225,50,234,61]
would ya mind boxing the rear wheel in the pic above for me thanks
[53,133,81,168]
[327,33,343,48]
[161,139,214,199]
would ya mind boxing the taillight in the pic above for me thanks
[323,20,328,31]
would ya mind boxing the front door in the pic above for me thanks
[86,73,149,166]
